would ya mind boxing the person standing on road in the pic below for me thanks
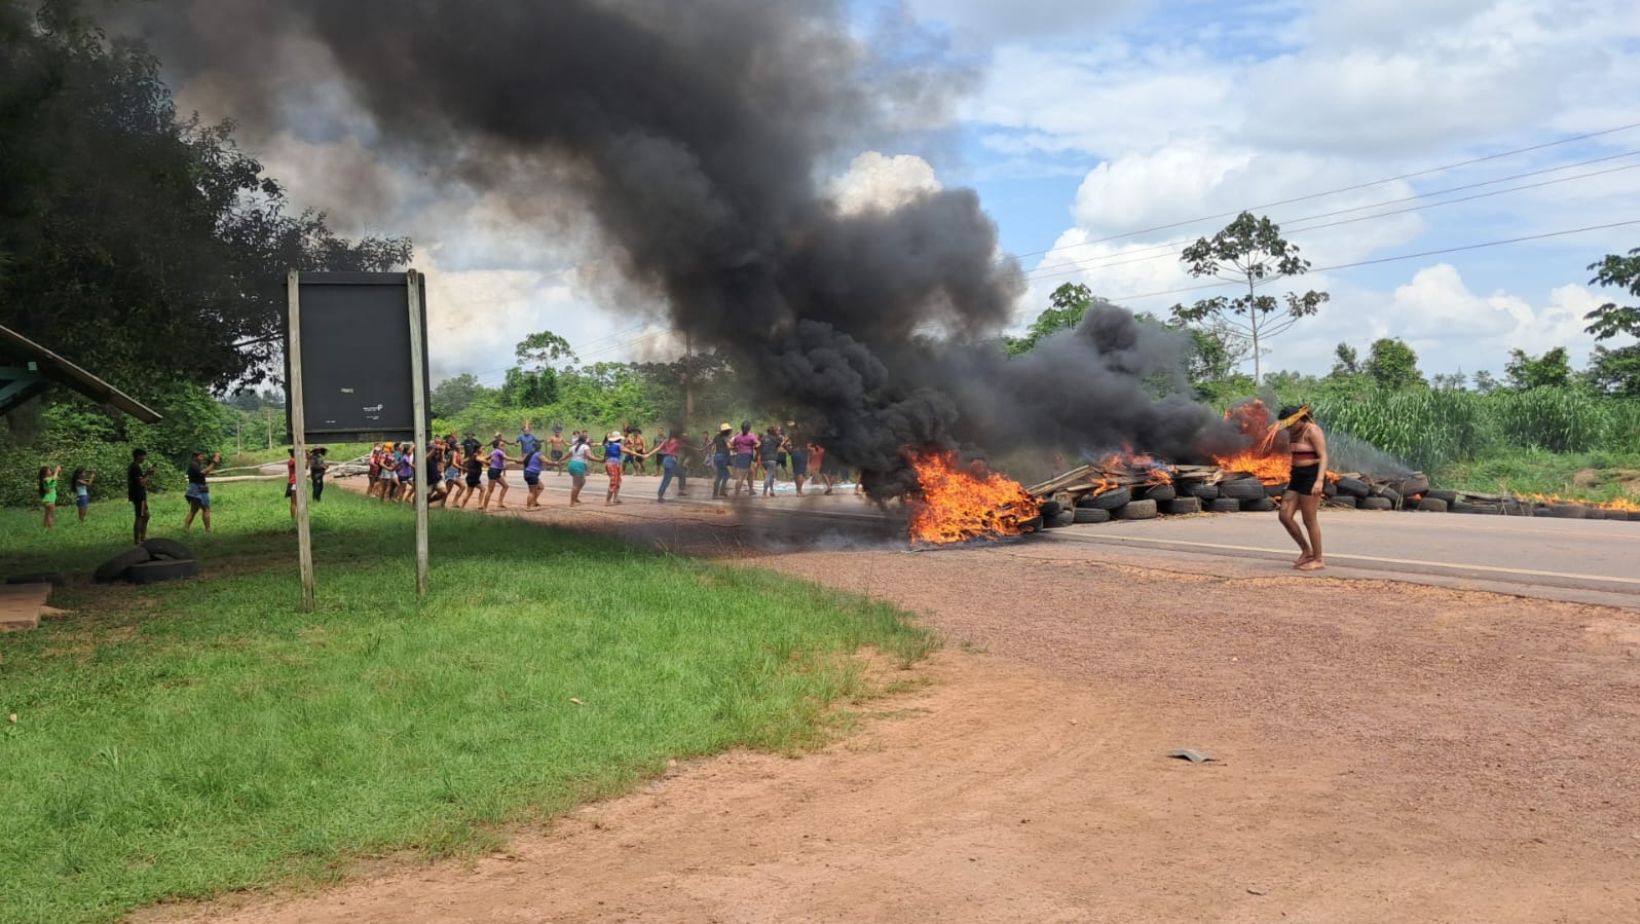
[603,430,625,505]
[731,421,759,497]
[516,442,547,509]
[655,430,686,502]
[711,424,732,498]
[39,464,60,529]
[760,425,782,497]
[788,425,810,496]
[459,444,484,508]
[128,448,154,544]
[481,438,510,511]
[567,433,593,506]
[547,424,566,474]
[1276,404,1328,572]
[184,450,221,532]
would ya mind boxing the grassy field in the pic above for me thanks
[1435,448,1640,503]
[0,484,932,924]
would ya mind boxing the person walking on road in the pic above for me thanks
[655,430,687,502]
[567,433,592,506]
[1276,404,1328,572]
[184,450,220,532]
[603,431,626,505]
[731,422,759,497]
[760,425,782,497]
[481,438,509,511]
[711,424,732,498]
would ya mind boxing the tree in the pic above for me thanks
[515,330,577,370]
[1170,212,1329,385]
[1183,322,1247,386]
[1006,283,1095,355]
[1330,342,1361,378]
[1505,347,1572,390]
[501,366,558,407]
[1472,370,1500,394]
[430,373,485,417]
[0,5,409,393]
[1365,338,1423,390]
[1430,371,1467,391]
[1582,247,1640,396]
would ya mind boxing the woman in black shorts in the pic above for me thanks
[459,446,484,508]
[1276,405,1328,572]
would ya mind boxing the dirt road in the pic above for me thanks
[164,485,1640,922]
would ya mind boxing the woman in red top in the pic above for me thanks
[1276,405,1328,572]
[285,448,299,519]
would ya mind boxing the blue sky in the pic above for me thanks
[222,0,1640,384]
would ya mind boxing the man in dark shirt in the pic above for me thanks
[127,448,154,545]
[461,432,482,462]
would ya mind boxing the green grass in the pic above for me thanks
[1435,448,1640,502]
[0,485,932,924]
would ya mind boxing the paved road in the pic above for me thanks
[467,471,1640,609]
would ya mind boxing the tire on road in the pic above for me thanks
[1325,496,1358,509]
[1586,507,1609,520]
[1091,488,1132,510]
[1038,500,1063,519]
[1428,488,1459,505]
[1264,481,1289,498]
[1219,478,1266,502]
[1359,497,1394,511]
[1376,488,1402,508]
[1417,497,1449,513]
[1115,499,1159,521]
[1073,507,1111,525]
[1452,502,1502,515]
[1240,497,1277,513]
[1336,477,1371,499]
[1209,498,1241,513]
[93,546,153,584]
[1549,504,1589,519]
[1141,485,1177,503]
[1163,497,1202,516]
[1185,483,1220,501]
[123,558,199,584]
[1044,508,1076,528]
[1393,473,1431,497]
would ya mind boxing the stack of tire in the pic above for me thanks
[1039,484,1194,529]
[1216,475,1276,513]
[92,539,201,584]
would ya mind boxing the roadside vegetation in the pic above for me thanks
[0,484,932,924]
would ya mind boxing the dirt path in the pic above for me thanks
[157,490,1640,922]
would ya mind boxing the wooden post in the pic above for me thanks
[287,270,316,612]
[407,270,430,597]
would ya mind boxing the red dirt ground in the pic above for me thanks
[146,488,1640,922]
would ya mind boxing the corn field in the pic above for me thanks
[1306,389,1640,473]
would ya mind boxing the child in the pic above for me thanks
[39,464,61,529]
[71,467,94,521]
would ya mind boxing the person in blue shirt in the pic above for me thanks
[516,420,541,461]
[514,443,547,509]
[480,438,510,511]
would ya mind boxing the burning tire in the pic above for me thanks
[1325,496,1358,509]
[1073,507,1111,524]
[1336,477,1370,499]
[1163,497,1201,515]
[1219,478,1265,502]
[1038,500,1063,519]
[1141,485,1177,503]
[1209,498,1241,514]
[1240,497,1276,513]
[1417,497,1449,513]
[1359,497,1394,511]
[1115,499,1158,520]
[1549,504,1589,519]
[1186,483,1219,502]
[1090,488,1132,510]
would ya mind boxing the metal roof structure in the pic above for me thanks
[0,324,162,422]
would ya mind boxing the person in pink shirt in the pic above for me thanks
[730,421,759,497]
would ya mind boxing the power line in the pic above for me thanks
[999,120,1640,265]
[1022,158,1640,284]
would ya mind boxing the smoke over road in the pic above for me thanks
[117,0,1237,490]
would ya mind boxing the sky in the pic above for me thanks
[214,0,1640,386]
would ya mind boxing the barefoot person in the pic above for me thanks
[128,448,154,544]
[481,438,509,511]
[39,464,60,529]
[1276,405,1328,572]
[516,442,547,509]
[547,424,566,474]
[71,466,94,521]
[710,423,732,498]
[730,422,758,497]
[602,430,625,505]
[654,430,686,502]
[184,450,221,532]
[567,432,592,506]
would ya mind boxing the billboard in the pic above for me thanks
[284,272,429,443]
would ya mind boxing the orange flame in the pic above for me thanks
[909,452,1041,545]
[1524,493,1640,512]
[1211,400,1292,485]
[1099,447,1174,486]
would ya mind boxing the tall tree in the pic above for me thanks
[1365,338,1423,390]
[430,373,485,417]
[514,330,577,370]
[1505,347,1572,390]
[1330,342,1361,377]
[1006,283,1096,355]
[1170,212,1328,385]
[1583,246,1640,397]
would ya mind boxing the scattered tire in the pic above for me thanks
[1091,488,1132,510]
[1453,502,1502,515]
[1264,482,1289,498]
[142,538,194,561]
[1394,473,1431,497]
[1376,488,1402,508]
[1073,495,1102,509]
[1323,480,1338,498]
[1163,497,1202,516]
[1186,483,1220,502]
[1417,498,1448,513]
[1038,500,1063,519]
[1219,478,1266,502]
[93,546,153,584]
[1550,504,1589,520]
[1428,489,1459,505]
[123,558,199,584]
[1325,496,1358,509]
[1359,497,1394,511]
[1336,477,1370,499]
[1586,507,1609,520]
[1209,498,1241,513]
[1142,485,1177,503]
[6,571,66,586]
[1240,497,1276,513]
[1115,499,1159,520]
[1073,506,1112,525]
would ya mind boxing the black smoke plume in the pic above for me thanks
[113,0,1237,492]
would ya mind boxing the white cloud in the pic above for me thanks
[827,151,944,215]
[903,0,1149,42]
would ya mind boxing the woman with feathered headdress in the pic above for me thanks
[1276,405,1328,571]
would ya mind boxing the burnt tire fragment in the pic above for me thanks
[1163,497,1201,515]
[123,558,199,584]
[1073,506,1112,525]
[1115,499,1158,520]
[93,546,153,584]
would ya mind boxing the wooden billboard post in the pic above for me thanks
[286,270,317,612]
[406,270,430,597]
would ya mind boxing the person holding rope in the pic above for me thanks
[567,432,593,506]
[1276,404,1328,572]
[602,430,626,505]
[184,450,221,531]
